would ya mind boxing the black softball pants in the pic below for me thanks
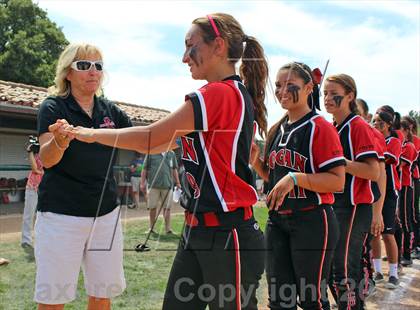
[332,204,372,310]
[162,220,265,310]
[265,206,339,310]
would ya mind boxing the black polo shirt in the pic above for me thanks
[37,94,132,217]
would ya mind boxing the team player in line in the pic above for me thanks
[405,116,420,259]
[397,117,418,267]
[356,98,386,297]
[64,13,269,310]
[371,110,402,289]
[251,62,345,309]
[323,74,380,310]
[376,106,406,272]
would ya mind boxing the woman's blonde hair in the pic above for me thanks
[53,43,104,97]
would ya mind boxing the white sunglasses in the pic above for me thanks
[71,60,103,71]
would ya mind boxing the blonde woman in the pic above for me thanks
[35,43,131,309]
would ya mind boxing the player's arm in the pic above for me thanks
[250,142,269,182]
[70,100,195,153]
[294,165,345,193]
[267,166,345,210]
[345,157,380,181]
[371,161,386,236]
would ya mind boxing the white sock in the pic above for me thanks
[373,259,382,274]
[389,263,398,278]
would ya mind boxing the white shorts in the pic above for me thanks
[34,207,126,304]
[147,188,173,210]
[130,176,140,192]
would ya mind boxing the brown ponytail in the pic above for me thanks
[401,116,414,142]
[192,13,268,138]
[240,36,268,138]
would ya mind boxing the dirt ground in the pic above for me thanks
[365,260,420,310]
[1,205,419,309]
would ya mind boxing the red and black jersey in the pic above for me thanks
[370,127,387,202]
[266,111,345,211]
[371,127,386,161]
[384,136,402,191]
[412,135,420,179]
[396,129,404,143]
[334,113,379,207]
[180,75,257,213]
[400,140,417,187]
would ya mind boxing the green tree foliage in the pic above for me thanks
[0,0,68,87]
[408,110,420,135]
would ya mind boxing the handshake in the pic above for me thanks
[48,119,97,147]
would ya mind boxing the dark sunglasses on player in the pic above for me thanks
[71,60,103,71]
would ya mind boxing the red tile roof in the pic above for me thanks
[0,80,170,124]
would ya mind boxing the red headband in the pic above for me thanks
[207,15,221,37]
[312,68,322,85]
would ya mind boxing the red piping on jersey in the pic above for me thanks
[232,229,241,310]
[317,210,328,309]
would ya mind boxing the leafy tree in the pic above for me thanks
[408,110,420,135]
[0,0,68,87]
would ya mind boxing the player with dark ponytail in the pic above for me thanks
[405,116,420,259]
[398,117,417,267]
[70,13,269,309]
[252,62,345,309]
[371,110,402,289]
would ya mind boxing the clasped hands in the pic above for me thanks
[48,119,96,148]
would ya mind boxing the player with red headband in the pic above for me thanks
[68,13,269,309]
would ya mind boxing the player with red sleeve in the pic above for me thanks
[358,116,388,298]
[252,62,345,310]
[398,117,418,267]
[71,13,270,310]
[324,74,380,310]
[404,116,420,259]
[371,111,402,289]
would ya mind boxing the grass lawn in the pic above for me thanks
[0,205,269,310]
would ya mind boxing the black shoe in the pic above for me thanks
[411,251,420,260]
[400,258,413,267]
[385,276,399,289]
[373,272,384,283]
